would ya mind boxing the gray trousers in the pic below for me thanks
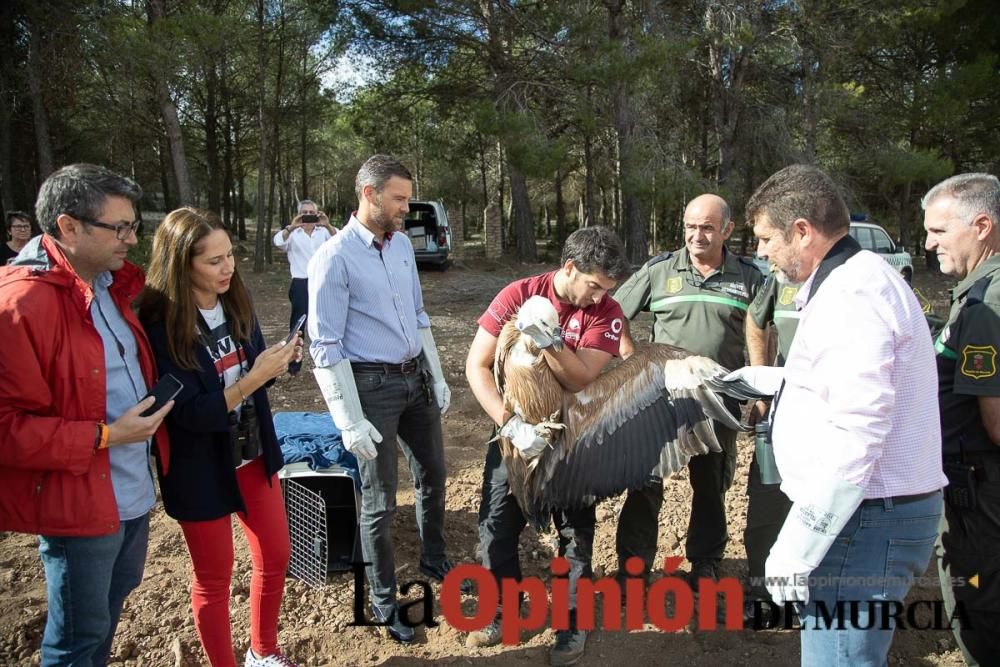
[355,363,447,609]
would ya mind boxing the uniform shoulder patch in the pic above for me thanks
[961,344,997,380]
[778,285,799,306]
[646,251,673,268]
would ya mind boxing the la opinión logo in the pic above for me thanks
[349,556,970,641]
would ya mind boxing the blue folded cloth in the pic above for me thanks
[273,412,360,489]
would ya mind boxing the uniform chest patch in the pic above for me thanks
[666,276,683,294]
[722,282,749,299]
[778,286,798,306]
[961,345,997,379]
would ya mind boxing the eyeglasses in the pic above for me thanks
[10,225,31,231]
[78,217,141,240]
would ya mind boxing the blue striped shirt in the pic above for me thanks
[307,216,430,367]
[91,272,156,521]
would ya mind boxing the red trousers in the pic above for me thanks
[179,458,291,667]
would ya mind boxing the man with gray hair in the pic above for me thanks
[272,198,336,375]
[0,164,173,664]
[307,154,454,644]
[924,172,1000,664]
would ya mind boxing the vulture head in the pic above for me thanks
[514,295,565,352]
[494,296,749,528]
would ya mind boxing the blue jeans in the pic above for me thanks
[354,363,447,610]
[38,513,151,666]
[800,491,942,666]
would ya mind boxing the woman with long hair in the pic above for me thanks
[136,207,300,667]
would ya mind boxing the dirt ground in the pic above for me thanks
[0,251,967,667]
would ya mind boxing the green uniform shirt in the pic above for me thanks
[936,254,1000,456]
[748,274,802,366]
[614,248,764,370]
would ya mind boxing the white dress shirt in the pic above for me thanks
[772,250,946,501]
[273,226,332,278]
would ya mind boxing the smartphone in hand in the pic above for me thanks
[140,373,184,417]
[285,314,307,345]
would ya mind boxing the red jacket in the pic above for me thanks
[0,235,169,537]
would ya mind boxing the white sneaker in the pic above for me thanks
[244,648,298,666]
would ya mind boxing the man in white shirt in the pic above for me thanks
[272,199,336,374]
[730,164,945,664]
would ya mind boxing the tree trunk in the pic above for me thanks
[156,134,173,211]
[0,0,17,212]
[147,0,193,205]
[299,41,309,199]
[478,133,489,233]
[606,0,647,264]
[26,17,54,181]
[508,163,536,263]
[555,168,567,249]
[205,59,221,213]
[221,51,234,229]
[253,0,268,271]
[583,131,595,227]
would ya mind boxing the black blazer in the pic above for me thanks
[143,317,283,522]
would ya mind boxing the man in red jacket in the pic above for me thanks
[0,164,173,666]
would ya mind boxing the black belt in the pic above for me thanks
[861,490,939,507]
[353,359,420,375]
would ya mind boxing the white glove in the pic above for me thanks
[723,366,785,396]
[419,327,450,414]
[516,295,563,351]
[499,414,565,460]
[765,478,866,604]
[313,360,382,461]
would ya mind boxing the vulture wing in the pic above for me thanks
[528,344,746,513]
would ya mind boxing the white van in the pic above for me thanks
[752,221,913,282]
[404,200,452,270]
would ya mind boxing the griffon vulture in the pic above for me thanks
[496,295,748,527]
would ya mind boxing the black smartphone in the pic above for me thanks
[140,373,184,417]
[285,314,307,345]
[301,213,319,223]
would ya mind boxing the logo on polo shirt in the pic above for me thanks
[778,286,798,306]
[603,318,623,342]
[961,344,997,379]
[666,277,683,294]
[569,318,580,330]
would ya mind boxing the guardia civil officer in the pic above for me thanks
[924,172,1000,665]
[614,193,763,586]
[743,271,801,625]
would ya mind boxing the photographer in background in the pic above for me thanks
[272,199,336,375]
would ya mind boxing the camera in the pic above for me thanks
[229,399,262,466]
[301,213,319,224]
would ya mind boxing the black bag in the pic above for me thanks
[229,398,263,467]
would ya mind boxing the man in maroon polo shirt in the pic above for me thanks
[464,226,631,666]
